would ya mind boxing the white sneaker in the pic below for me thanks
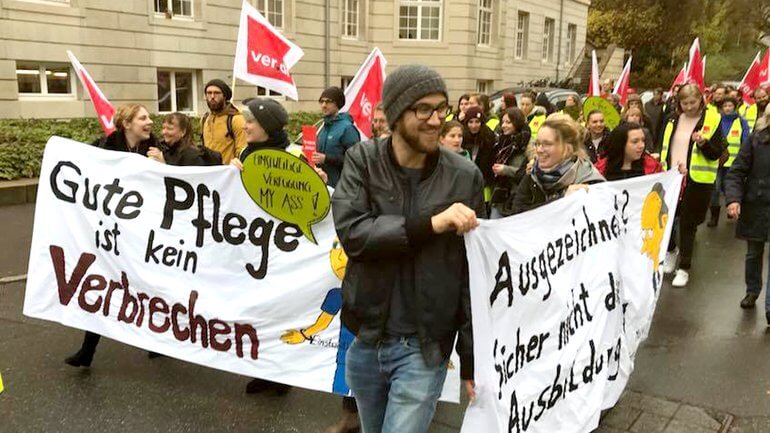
[663,250,678,274]
[672,269,689,287]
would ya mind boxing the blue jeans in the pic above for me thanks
[746,241,770,311]
[346,336,448,433]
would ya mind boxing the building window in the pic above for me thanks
[16,62,74,97]
[341,76,354,90]
[476,80,492,94]
[515,11,529,59]
[343,0,360,38]
[157,70,196,113]
[257,87,284,98]
[154,0,193,18]
[256,0,284,28]
[477,0,493,46]
[542,18,555,62]
[398,0,442,41]
[566,24,577,64]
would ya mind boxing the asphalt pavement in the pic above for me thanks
[1,203,768,433]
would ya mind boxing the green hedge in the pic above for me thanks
[0,112,323,180]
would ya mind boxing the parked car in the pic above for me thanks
[489,87,580,115]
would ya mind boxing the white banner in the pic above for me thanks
[24,137,460,402]
[461,172,682,433]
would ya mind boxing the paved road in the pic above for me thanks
[1,203,768,432]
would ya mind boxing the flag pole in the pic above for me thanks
[231,73,237,104]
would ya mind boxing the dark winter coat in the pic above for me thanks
[160,141,208,166]
[595,153,663,181]
[645,99,665,142]
[724,128,770,241]
[512,157,605,214]
[92,130,157,156]
[462,124,497,186]
[584,129,611,162]
[490,128,531,216]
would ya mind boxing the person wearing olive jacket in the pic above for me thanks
[724,105,770,323]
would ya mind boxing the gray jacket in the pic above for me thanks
[331,137,485,380]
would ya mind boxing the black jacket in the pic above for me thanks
[644,100,664,143]
[463,124,497,186]
[160,141,208,166]
[724,128,770,241]
[92,130,157,156]
[512,157,605,215]
[490,129,531,216]
[331,137,485,380]
[584,129,611,162]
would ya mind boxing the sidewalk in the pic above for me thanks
[597,391,732,433]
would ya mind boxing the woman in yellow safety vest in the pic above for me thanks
[660,84,727,287]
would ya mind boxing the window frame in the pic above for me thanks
[153,0,194,20]
[256,86,287,101]
[342,0,360,39]
[256,0,285,29]
[542,17,555,63]
[157,69,198,114]
[515,11,529,60]
[476,80,491,95]
[566,23,577,65]
[476,0,493,46]
[398,0,443,42]
[16,62,77,101]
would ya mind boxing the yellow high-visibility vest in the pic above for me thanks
[723,117,743,168]
[739,104,758,131]
[529,114,547,136]
[486,117,500,131]
[660,109,722,184]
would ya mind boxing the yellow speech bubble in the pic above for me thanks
[241,149,330,244]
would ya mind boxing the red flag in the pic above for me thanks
[759,49,770,88]
[341,48,387,139]
[588,50,600,97]
[738,52,762,104]
[67,50,116,136]
[613,55,632,106]
[301,125,317,167]
[233,0,303,100]
[669,63,687,95]
[685,38,705,92]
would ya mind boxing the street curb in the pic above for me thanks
[0,274,27,285]
[0,178,38,206]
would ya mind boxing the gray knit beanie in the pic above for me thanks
[381,65,448,129]
[243,97,288,135]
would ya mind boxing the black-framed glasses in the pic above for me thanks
[410,103,449,120]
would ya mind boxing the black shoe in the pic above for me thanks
[147,351,164,359]
[707,207,720,227]
[740,293,758,309]
[64,349,93,367]
[245,378,292,395]
[766,311,770,326]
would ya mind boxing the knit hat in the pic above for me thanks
[243,97,288,135]
[319,86,345,109]
[381,64,448,128]
[464,106,485,123]
[204,79,232,102]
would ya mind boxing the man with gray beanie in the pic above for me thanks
[332,65,484,433]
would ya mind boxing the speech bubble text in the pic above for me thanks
[241,149,330,244]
